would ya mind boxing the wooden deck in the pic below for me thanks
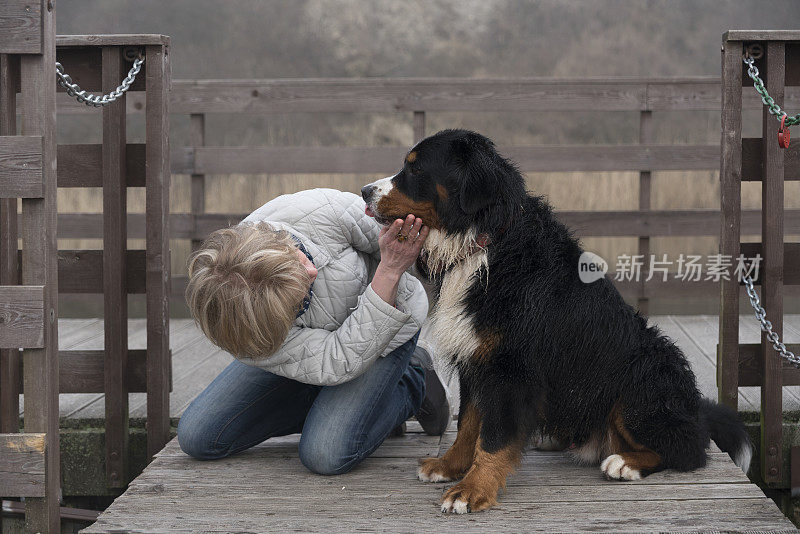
[50,314,798,532]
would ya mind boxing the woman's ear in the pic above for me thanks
[454,137,500,214]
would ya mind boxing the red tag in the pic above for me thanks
[779,115,790,149]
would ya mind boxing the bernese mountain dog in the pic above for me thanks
[361,129,752,514]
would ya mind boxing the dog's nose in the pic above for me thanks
[361,185,376,202]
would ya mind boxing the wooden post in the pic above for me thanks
[102,45,129,488]
[145,43,171,460]
[190,113,205,252]
[0,54,20,434]
[413,111,425,144]
[638,109,652,314]
[19,0,59,530]
[718,39,742,411]
[760,41,784,486]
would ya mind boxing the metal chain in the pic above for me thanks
[742,274,800,367]
[55,56,144,107]
[743,56,800,127]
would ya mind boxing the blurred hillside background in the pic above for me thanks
[53,0,800,315]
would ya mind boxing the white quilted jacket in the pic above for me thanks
[235,188,428,386]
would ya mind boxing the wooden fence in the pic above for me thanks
[52,76,800,314]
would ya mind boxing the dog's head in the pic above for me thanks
[361,129,525,237]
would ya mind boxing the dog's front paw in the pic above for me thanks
[440,480,498,514]
[600,454,642,481]
[418,457,460,483]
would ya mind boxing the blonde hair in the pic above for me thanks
[185,221,311,360]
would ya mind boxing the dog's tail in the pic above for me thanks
[699,398,753,474]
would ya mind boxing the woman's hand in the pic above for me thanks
[372,215,429,307]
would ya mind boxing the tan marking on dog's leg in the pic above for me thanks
[440,439,523,514]
[418,404,480,483]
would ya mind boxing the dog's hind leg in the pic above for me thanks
[419,377,479,483]
[599,404,664,481]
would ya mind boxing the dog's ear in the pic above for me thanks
[453,135,501,214]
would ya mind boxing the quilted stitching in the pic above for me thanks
[236,189,428,385]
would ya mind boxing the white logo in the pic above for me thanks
[578,251,608,283]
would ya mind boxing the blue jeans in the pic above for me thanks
[177,332,424,475]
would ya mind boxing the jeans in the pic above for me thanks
[177,331,424,475]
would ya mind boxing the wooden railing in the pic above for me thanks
[50,77,800,312]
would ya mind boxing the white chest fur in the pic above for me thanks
[424,229,488,364]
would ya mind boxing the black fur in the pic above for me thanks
[366,128,752,476]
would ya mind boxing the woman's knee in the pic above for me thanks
[177,409,228,461]
[298,430,361,475]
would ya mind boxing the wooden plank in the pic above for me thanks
[725,30,800,42]
[413,111,425,143]
[0,54,20,434]
[718,39,743,413]
[102,46,129,488]
[191,144,721,175]
[0,433,45,497]
[0,285,43,348]
[48,79,800,115]
[190,114,205,252]
[737,343,800,387]
[760,41,785,486]
[38,249,147,294]
[637,110,652,314]
[145,43,171,460]
[0,0,42,54]
[19,2,59,528]
[0,135,43,198]
[57,143,146,187]
[56,34,170,47]
[0,136,43,197]
[740,243,800,285]
[168,78,648,114]
[742,137,800,181]
[17,349,169,393]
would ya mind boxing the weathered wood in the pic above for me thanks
[0,136,43,198]
[102,46,129,489]
[190,113,205,252]
[0,286,43,348]
[413,111,425,143]
[56,34,170,47]
[145,43,171,460]
[637,110,652,314]
[80,433,795,534]
[0,0,42,55]
[47,78,800,115]
[27,250,147,294]
[742,137,800,180]
[0,433,45,497]
[190,144,721,175]
[16,349,170,393]
[718,38,743,412]
[57,143,146,187]
[737,343,800,387]
[0,53,20,434]
[725,30,800,42]
[19,2,59,529]
[760,41,785,487]
[739,243,800,286]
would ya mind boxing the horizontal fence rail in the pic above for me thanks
[32,77,800,114]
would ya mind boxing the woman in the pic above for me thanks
[177,188,450,475]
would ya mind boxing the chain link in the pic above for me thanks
[743,56,800,127]
[55,56,144,107]
[742,274,800,367]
